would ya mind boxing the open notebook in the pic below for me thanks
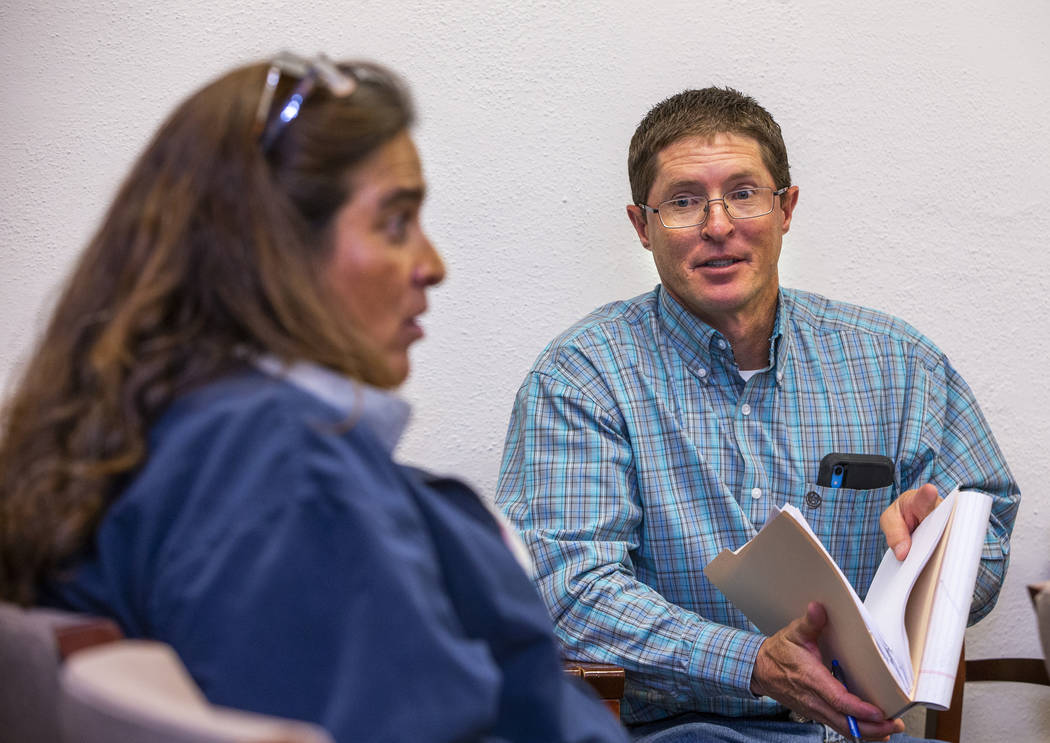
[703,488,992,717]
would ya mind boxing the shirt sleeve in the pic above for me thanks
[902,354,1020,625]
[496,366,766,705]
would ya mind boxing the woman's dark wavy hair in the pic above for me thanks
[0,57,414,604]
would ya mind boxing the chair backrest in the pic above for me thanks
[924,583,1050,743]
[60,639,335,743]
[1030,580,1050,678]
[0,600,122,743]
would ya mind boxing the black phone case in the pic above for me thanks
[817,453,894,489]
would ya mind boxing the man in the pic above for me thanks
[496,87,1019,742]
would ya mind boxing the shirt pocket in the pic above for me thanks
[798,482,897,597]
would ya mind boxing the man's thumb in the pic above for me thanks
[794,601,827,642]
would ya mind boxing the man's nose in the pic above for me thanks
[702,199,734,238]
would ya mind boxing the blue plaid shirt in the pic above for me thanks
[496,285,1019,724]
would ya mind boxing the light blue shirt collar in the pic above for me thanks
[657,285,788,385]
[253,355,411,453]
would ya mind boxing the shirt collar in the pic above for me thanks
[252,355,411,453]
[769,298,786,367]
[769,292,795,386]
[657,285,789,384]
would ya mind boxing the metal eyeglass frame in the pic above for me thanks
[638,186,789,229]
[254,51,358,153]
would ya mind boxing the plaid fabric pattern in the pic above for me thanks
[496,285,1019,724]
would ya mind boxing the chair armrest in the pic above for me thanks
[53,618,124,660]
[22,608,124,660]
[564,661,625,717]
[1029,580,1050,678]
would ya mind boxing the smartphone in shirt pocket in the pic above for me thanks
[817,453,895,490]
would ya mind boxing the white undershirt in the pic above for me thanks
[738,369,761,382]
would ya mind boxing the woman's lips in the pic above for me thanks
[403,316,424,342]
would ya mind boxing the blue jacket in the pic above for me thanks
[46,363,627,743]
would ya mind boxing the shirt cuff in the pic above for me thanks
[688,622,768,698]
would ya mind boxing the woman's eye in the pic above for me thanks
[385,212,410,241]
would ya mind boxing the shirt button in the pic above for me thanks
[697,367,707,378]
[750,487,763,500]
[805,491,823,508]
[741,404,752,416]
[776,370,784,381]
[717,339,727,350]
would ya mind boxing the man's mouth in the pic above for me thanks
[700,257,743,268]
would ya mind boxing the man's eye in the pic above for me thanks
[667,196,701,210]
[728,189,757,202]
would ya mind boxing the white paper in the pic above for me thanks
[912,490,992,707]
[863,490,958,693]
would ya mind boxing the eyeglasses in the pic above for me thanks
[254,52,358,152]
[638,187,789,229]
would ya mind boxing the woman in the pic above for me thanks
[0,53,627,742]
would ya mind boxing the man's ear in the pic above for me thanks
[779,186,800,234]
[626,204,652,251]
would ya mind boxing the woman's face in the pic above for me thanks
[325,131,445,385]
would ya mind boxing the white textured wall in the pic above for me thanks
[2,2,1047,739]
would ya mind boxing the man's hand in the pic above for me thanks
[880,483,941,561]
[751,602,903,741]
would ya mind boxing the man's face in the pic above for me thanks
[627,132,798,333]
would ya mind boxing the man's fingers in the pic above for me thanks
[753,602,899,737]
[801,601,826,636]
[786,601,827,646]
[881,484,940,560]
[801,681,899,740]
[855,717,904,741]
[772,604,903,739]
[881,498,913,560]
[909,483,940,521]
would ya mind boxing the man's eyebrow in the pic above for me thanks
[664,179,705,194]
[665,171,766,194]
[379,186,425,209]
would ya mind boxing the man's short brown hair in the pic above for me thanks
[628,87,791,205]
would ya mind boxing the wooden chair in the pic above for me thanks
[924,584,1050,743]
[564,660,626,717]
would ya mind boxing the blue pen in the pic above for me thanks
[831,659,861,741]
